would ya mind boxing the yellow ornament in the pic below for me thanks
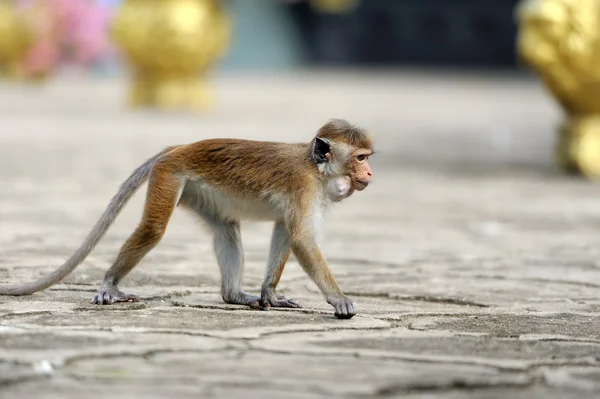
[310,0,359,14]
[111,0,231,111]
[517,0,600,178]
[0,0,33,79]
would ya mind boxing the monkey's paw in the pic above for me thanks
[91,288,140,305]
[260,293,301,309]
[327,295,356,319]
[222,291,261,309]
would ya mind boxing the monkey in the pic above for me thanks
[0,119,373,319]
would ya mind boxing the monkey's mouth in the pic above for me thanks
[354,180,369,190]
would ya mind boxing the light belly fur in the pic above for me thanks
[179,179,284,221]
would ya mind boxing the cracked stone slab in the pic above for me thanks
[1,305,389,339]
[0,350,531,398]
[2,376,322,399]
[542,366,600,391]
[4,73,600,398]
[171,292,485,320]
[0,361,51,386]
[0,329,235,365]
[4,380,590,399]
[397,386,595,399]
[2,376,211,399]
[315,272,600,310]
[0,300,80,316]
[409,314,600,341]
[327,335,600,363]
[251,328,600,371]
[0,287,213,314]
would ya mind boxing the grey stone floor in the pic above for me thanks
[1,71,600,398]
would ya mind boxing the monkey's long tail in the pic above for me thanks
[0,148,171,296]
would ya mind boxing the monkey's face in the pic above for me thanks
[346,149,373,191]
[312,135,373,193]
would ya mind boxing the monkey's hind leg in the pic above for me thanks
[91,169,183,305]
[260,220,301,309]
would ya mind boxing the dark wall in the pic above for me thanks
[289,0,521,68]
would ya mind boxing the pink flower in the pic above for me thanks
[17,0,114,75]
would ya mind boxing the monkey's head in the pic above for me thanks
[310,119,373,197]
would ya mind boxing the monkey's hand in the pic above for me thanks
[327,295,356,319]
[260,289,301,309]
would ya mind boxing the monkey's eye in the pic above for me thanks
[356,154,367,161]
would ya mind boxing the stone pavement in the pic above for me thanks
[1,71,600,398]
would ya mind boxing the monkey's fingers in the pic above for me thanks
[91,290,140,305]
[330,297,356,319]
[272,297,302,308]
[260,294,302,309]
[116,295,141,303]
[91,291,115,305]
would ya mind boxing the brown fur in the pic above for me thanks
[316,119,373,149]
[170,139,314,199]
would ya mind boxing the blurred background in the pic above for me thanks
[0,0,591,178]
[0,0,523,74]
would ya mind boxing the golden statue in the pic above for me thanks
[517,0,600,178]
[0,0,33,79]
[111,0,231,111]
[310,0,359,14]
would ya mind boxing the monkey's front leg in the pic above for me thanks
[260,221,301,309]
[212,220,261,308]
[289,231,355,319]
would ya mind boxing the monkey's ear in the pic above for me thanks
[312,137,331,163]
